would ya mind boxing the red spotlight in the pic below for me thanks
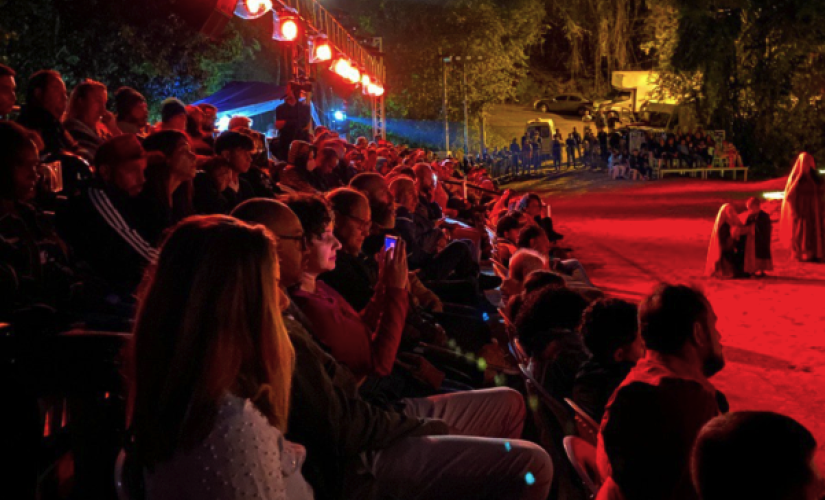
[310,35,332,63]
[272,8,299,42]
[234,0,272,19]
[347,64,361,84]
[333,58,351,78]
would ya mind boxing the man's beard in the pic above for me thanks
[703,351,725,377]
[371,201,395,228]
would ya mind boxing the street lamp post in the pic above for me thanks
[449,55,483,156]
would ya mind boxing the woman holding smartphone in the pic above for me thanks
[283,192,409,381]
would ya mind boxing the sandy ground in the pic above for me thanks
[503,170,825,468]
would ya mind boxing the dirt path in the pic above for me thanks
[505,170,825,467]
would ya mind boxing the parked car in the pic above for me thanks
[533,94,593,116]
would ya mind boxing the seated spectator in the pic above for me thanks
[137,130,197,245]
[114,87,151,138]
[227,115,252,131]
[183,105,213,155]
[199,130,255,211]
[281,140,327,193]
[495,214,523,266]
[350,172,396,231]
[692,412,825,500]
[0,64,15,117]
[16,70,77,156]
[63,79,118,162]
[285,193,409,380]
[196,102,217,141]
[518,224,595,289]
[231,197,553,500]
[58,134,156,297]
[0,121,78,330]
[390,176,486,287]
[597,284,727,500]
[131,216,314,500]
[319,188,378,311]
[573,299,643,421]
[317,146,343,189]
[192,156,232,214]
[504,268,566,324]
[157,98,187,132]
[500,248,547,304]
[516,286,590,401]
[238,128,279,198]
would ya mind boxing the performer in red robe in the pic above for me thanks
[780,153,825,262]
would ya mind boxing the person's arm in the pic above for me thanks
[360,241,409,376]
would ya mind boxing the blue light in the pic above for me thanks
[504,441,511,452]
[334,110,346,121]
[482,312,490,321]
[524,472,536,485]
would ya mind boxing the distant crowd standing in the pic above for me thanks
[2,61,824,500]
[486,124,743,182]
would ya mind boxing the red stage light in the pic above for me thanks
[281,19,298,41]
[234,0,272,19]
[272,8,300,42]
[311,36,332,63]
[333,58,351,77]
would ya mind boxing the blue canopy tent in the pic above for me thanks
[194,81,321,132]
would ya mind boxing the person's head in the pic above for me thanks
[515,286,589,357]
[496,214,524,242]
[130,216,293,467]
[228,115,252,131]
[95,134,147,197]
[317,147,339,173]
[282,193,340,276]
[412,163,435,200]
[517,225,551,254]
[215,131,254,174]
[114,87,148,128]
[185,105,204,137]
[356,136,368,149]
[160,98,187,131]
[0,64,17,116]
[65,79,108,124]
[197,103,217,133]
[746,196,761,214]
[518,193,543,219]
[389,176,417,213]
[350,172,395,229]
[26,70,67,119]
[581,298,644,364]
[287,140,316,171]
[639,284,724,377]
[231,199,307,288]
[327,188,371,256]
[0,121,39,201]
[199,156,232,193]
[142,130,197,183]
[692,412,825,500]
[509,249,547,283]
[522,269,566,294]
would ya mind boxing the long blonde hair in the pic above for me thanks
[129,215,294,467]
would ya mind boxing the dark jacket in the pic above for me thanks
[395,206,440,270]
[283,303,448,500]
[572,358,635,422]
[17,105,78,156]
[57,182,157,296]
[241,165,279,199]
[530,331,589,402]
[193,172,230,215]
[222,177,255,211]
[320,250,377,312]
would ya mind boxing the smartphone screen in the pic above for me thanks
[384,235,398,252]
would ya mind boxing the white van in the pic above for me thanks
[525,118,556,157]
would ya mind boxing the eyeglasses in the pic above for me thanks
[338,212,371,231]
[276,233,307,251]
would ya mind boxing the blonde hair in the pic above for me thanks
[130,215,294,467]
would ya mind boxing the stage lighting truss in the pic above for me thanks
[310,35,333,63]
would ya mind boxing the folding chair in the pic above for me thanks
[564,398,600,446]
[563,436,603,498]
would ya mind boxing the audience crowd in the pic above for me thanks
[1,62,823,500]
[488,123,743,182]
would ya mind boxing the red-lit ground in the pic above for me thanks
[506,170,825,468]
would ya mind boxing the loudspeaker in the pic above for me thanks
[169,0,236,38]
